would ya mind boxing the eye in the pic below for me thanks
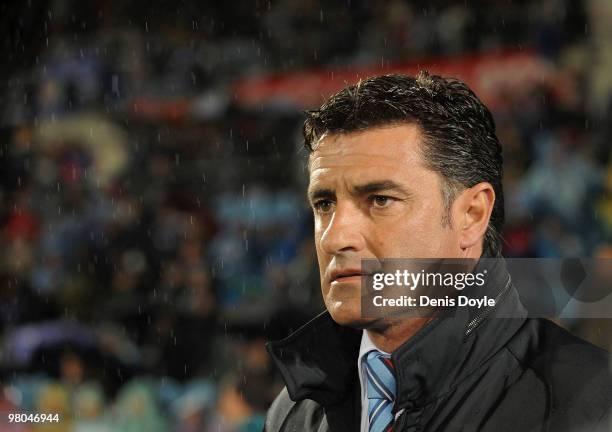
[370,195,394,208]
[313,199,334,214]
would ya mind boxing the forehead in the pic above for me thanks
[308,124,425,175]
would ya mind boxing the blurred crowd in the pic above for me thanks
[1,0,612,431]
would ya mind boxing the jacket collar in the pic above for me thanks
[266,309,362,406]
[266,256,528,409]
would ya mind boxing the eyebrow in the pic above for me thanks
[307,180,413,203]
[352,180,412,197]
[307,187,335,204]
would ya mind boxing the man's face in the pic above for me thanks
[308,124,464,327]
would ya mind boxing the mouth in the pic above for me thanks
[330,269,369,284]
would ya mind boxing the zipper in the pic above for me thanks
[391,276,514,430]
[394,411,408,431]
[464,275,513,337]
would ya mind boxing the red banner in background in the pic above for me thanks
[232,50,570,110]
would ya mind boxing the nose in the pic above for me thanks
[319,201,366,255]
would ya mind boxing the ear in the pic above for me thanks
[453,182,495,253]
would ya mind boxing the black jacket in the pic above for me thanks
[265,258,612,431]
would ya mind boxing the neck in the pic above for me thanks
[368,247,487,353]
[366,316,433,353]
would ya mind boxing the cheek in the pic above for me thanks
[413,217,459,256]
[375,208,448,257]
[313,232,329,280]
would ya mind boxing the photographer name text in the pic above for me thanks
[372,295,496,308]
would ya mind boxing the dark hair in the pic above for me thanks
[303,72,504,257]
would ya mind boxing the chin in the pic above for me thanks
[326,301,375,329]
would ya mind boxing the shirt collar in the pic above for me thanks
[359,329,389,363]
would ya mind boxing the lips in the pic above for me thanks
[330,268,368,282]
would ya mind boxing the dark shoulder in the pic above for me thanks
[507,318,612,424]
[265,387,324,432]
[509,318,610,377]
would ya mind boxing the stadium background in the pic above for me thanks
[1,0,612,430]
